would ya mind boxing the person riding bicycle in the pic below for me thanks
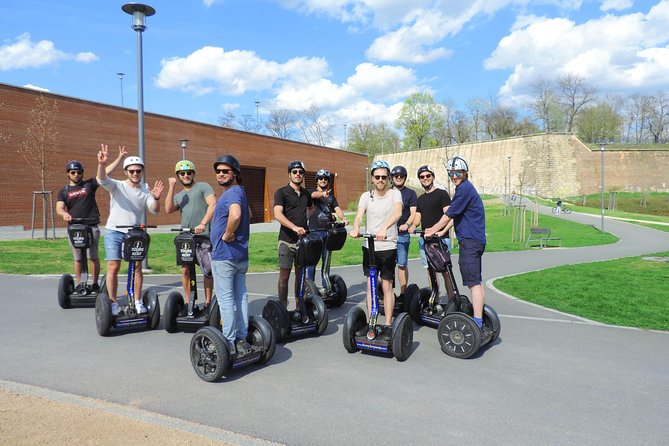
[556,197,562,214]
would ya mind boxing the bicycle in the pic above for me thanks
[552,204,571,214]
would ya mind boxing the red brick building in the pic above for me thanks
[0,83,368,229]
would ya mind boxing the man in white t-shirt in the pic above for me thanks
[97,144,164,315]
[350,160,402,330]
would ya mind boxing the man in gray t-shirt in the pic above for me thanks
[165,160,216,314]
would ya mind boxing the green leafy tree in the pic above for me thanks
[347,120,400,156]
[395,92,444,150]
[574,102,621,143]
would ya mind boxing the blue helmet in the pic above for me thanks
[370,160,390,175]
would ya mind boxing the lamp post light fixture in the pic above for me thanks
[116,72,125,107]
[600,143,606,232]
[179,139,189,160]
[255,101,260,130]
[507,156,512,197]
[343,124,348,150]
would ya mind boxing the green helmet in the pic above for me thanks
[175,160,195,173]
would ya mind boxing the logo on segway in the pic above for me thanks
[131,240,146,257]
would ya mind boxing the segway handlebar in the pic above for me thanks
[115,224,156,229]
[68,217,99,225]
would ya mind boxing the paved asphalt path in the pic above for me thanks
[1,208,668,445]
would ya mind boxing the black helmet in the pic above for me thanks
[391,166,407,177]
[417,165,434,178]
[315,169,331,180]
[288,160,305,172]
[213,155,241,174]
[66,160,84,172]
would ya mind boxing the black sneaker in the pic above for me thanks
[480,324,493,339]
[91,283,101,293]
[382,327,392,342]
[291,311,303,323]
[235,339,253,353]
[355,326,369,337]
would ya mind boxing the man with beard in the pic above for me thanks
[273,160,313,313]
[56,147,127,291]
[97,144,164,315]
[210,155,252,354]
[410,165,452,286]
[165,160,216,315]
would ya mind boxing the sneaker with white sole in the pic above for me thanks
[135,301,148,314]
[111,302,120,316]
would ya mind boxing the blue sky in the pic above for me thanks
[2,0,669,147]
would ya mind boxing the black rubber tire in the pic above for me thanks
[405,284,424,324]
[249,315,276,364]
[208,299,221,328]
[261,299,290,341]
[190,326,229,382]
[307,293,328,335]
[391,312,413,362]
[458,295,473,315]
[483,304,501,342]
[163,291,184,333]
[95,294,112,337]
[143,289,161,330]
[342,306,366,353]
[58,273,74,309]
[437,313,482,359]
[329,274,348,308]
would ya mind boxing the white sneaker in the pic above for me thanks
[135,301,148,314]
[111,302,120,316]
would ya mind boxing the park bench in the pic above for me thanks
[526,227,561,248]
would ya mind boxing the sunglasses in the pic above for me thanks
[291,169,304,175]
[215,168,231,174]
[127,169,143,175]
[178,171,194,176]
[448,171,465,178]
[317,177,328,181]
[393,175,406,179]
[373,175,388,180]
[69,170,83,175]
[419,174,432,179]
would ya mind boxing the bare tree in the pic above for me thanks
[529,78,560,132]
[265,108,298,139]
[557,73,597,133]
[298,105,334,146]
[17,94,59,192]
[218,111,237,129]
[646,91,669,143]
[466,97,487,141]
[237,114,257,132]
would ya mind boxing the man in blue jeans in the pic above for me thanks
[210,154,251,355]
[425,156,488,335]
[390,165,416,296]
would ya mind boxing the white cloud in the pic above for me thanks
[346,63,419,100]
[485,2,669,105]
[222,103,239,112]
[600,0,633,11]
[23,84,50,92]
[0,33,98,71]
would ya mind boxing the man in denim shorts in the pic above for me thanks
[273,160,313,311]
[350,160,402,331]
[390,165,416,297]
[425,156,488,335]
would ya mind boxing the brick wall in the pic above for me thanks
[0,83,368,229]
[379,134,669,197]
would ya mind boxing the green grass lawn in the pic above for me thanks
[493,251,669,331]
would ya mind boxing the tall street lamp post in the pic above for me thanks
[255,101,260,131]
[600,143,606,232]
[116,72,125,107]
[343,124,348,150]
[179,139,189,160]
[507,156,511,197]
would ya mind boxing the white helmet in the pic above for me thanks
[123,156,144,170]
[446,156,468,172]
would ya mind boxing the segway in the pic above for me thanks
[190,316,276,382]
[95,224,160,336]
[303,221,348,308]
[342,234,413,361]
[262,233,328,342]
[405,231,500,359]
[58,218,106,308]
[163,228,220,333]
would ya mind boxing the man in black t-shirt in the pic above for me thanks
[56,149,126,289]
[273,160,314,310]
[411,165,453,286]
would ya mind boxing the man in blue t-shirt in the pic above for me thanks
[390,165,417,296]
[425,156,488,335]
[210,154,251,355]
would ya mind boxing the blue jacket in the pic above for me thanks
[445,179,486,244]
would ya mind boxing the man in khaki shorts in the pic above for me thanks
[273,160,313,314]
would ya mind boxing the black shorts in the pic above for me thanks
[458,238,485,286]
[362,247,396,281]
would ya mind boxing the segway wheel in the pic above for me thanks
[306,293,328,335]
[95,294,112,337]
[249,315,276,364]
[163,291,184,333]
[142,289,161,330]
[437,313,482,359]
[406,284,424,324]
[329,274,348,308]
[391,312,413,362]
[483,304,501,342]
[208,299,221,329]
[342,306,366,353]
[261,300,290,341]
[190,326,229,382]
[57,273,74,309]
